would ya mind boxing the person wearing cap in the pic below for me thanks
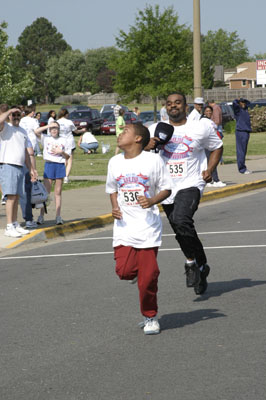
[233,98,252,174]
[187,97,204,122]
[147,92,223,296]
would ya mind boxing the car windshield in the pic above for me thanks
[69,111,91,118]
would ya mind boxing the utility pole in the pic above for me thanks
[193,0,202,98]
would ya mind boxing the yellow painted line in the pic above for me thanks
[5,180,266,249]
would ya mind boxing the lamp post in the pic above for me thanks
[193,0,202,98]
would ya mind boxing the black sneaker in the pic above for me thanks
[184,262,200,287]
[194,264,210,295]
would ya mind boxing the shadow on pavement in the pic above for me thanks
[193,278,266,302]
[159,308,225,331]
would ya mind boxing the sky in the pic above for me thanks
[1,0,266,57]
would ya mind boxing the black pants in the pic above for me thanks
[162,187,207,266]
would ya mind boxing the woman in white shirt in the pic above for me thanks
[57,109,86,183]
[48,110,57,125]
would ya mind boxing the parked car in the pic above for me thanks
[249,99,266,109]
[68,109,103,134]
[138,111,160,125]
[60,105,91,114]
[219,103,235,126]
[100,104,129,114]
[38,112,49,127]
[100,111,115,122]
[101,112,138,134]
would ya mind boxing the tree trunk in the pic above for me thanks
[153,96,158,122]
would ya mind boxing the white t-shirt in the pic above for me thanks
[41,134,72,163]
[149,118,223,203]
[0,123,28,166]
[48,117,55,125]
[81,131,98,144]
[19,116,39,148]
[187,108,201,122]
[106,151,172,248]
[57,117,76,150]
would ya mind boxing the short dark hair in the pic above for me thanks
[133,122,150,149]
[58,108,69,119]
[167,92,187,105]
[24,105,36,115]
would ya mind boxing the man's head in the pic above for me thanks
[209,99,216,106]
[117,122,150,150]
[193,97,204,113]
[9,105,22,127]
[166,92,187,124]
[239,98,247,109]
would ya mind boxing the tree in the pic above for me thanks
[109,5,193,113]
[84,47,119,94]
[45,50,88,100]
[16,17,71,102]
[0,22,34,104]
[201,29,250,70]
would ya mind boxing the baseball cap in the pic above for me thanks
[154,122,174,146]
[194,97,204,104]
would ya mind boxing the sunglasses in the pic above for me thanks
[12,113,21,117]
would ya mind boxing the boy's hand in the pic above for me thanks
[112,207,122,220]
[138,195,153,209]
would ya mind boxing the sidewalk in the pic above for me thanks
[1,155,266,251]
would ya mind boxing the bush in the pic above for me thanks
[250,106,266,132]
[224,120,236,134]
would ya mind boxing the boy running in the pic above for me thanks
[106,123,172,335]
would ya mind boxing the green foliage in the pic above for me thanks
[0,22,34,104]
[224,120,236,134]
[45,50,87,99]
[202,29,249,70]
[16,17,71,102]
[110,5,193,104]
[85,47,118,94]
[249,106,266,132]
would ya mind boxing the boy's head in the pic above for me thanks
[117,122,150,151]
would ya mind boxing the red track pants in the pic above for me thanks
[114,245,160,318]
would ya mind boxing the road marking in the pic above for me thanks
[66,229,266,242]
[1,244,266,260]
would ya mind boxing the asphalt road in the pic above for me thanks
[1,189,266,400]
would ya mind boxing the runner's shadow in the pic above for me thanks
[159,308,225,331]
[194,279,266,302]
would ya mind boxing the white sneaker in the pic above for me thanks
[206,182,214,188]
[5,225,22,238]
[213,181,226,188]
[26,220,38,229]
[37,215,44,225]
[64,177,69,184]
[13,222,30,235]
[56,216,64,225]
[1,195,7,205]
[143,317,160,335]
[244,169,252,174]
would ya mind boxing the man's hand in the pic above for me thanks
[144,137,160,151]
[137,195,153,209]
[112,207,122,220]
[30,168,38,182]
[202,169,212,183]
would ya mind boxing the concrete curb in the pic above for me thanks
[6,179,266,249]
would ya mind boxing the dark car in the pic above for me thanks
[101,112,138,135]
[100,111,115,122]
[138,111,160,125]
[38,112,49,127]
[68,109,103,134]
[100,104,129,114]
[249,99,266,109]
[60,105,91,114]
[219,103,235,126]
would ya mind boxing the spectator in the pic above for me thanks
[0,107,35,237]
[160,101,168,121]
[57,109,86,183]
[78,127,99,154]
[48,110,57,125]
[34,122,72,225]
[208,100,223,134]
[133,106,140,117]
[20,105,41,156]
[115,108,126,155]
[202,106,226,188]
[233,98,252,174]
[113,100,122,120]
[187,97,204,122]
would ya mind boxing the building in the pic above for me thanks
[227,62,264,89]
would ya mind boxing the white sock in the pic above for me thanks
[186,259,195,265]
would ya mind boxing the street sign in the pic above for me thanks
[256,60,266,85]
